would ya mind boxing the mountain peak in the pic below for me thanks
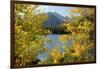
[44,12,70,27]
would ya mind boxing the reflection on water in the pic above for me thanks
[37,52,48,61]
[37,34,72,61]
[45,34,63,50]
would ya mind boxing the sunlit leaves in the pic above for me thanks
[14,4,95,66]
[74,43,86,57]
[14,3,51,67]
[83,21,94,33]
[58,7,95,63]
[50,47,62,63]
[58,34,72,43]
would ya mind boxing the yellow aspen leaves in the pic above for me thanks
[71,8,80,13]
[78,25,82,29]
[59,35,72,43]
[51,48,61,64]
[14,3,51,67]
[14,4,95,66]
[74,46,81,57]
[74,43,87,57]
[59,35,68,43]
[15,26,21,33]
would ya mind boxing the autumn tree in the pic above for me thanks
[59,7,95,62]
[14,3,51,67]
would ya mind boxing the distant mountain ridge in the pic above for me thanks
[44,12,70,27]
[44,12,70,34]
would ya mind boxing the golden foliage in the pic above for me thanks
[14,4,95,66]
[58,34,72,43]
[14,3,51,67]
[74,43,87,57]
[50,48,62,63]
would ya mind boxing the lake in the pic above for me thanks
[37,34,72,61]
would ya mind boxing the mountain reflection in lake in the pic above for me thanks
[37,34,72,61]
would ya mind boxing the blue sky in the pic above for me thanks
[38,5,74,17]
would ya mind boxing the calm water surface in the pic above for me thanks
[37,34,72,61]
